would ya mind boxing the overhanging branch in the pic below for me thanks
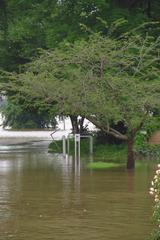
[86,115,128,141]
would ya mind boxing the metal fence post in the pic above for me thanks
[90,136,93,154]
[62,135,66,156]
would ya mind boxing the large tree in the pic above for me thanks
[3,30,160,169]
[1,0,159,129]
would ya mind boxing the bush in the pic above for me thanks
[135,117,160,155]
[150,165,160,239]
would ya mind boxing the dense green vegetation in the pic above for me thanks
[0,0,160,169]
[2,98,57,129]
[4,31,160,169]
[48,137,152,170]
[0,1,160,113]
[1,0,159,73]
[135,116,160,156]
[0,3,160,238]
[49,137,127,162]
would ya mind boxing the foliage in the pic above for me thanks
[135,116,160,154]
[0,1,160,168]
[2,29,160,167]
[49,138,127,163]
[0,0,160,129]
[93,144,127,162]
[2,97,57,129]
[149,165,160,240]
[145,117,160,139]
[95,123,127,145]
[136,145,160,158]
[134,132,147,151]
[0,0,159,72]
[7,32,160,134]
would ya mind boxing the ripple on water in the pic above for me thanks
[0,141,154,240]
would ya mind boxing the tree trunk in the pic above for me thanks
[146,0,151,18]
[127,138,135,169]
[70,115,79,134]
[79,116,85,134]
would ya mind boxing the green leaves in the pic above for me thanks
[5,30,160,137]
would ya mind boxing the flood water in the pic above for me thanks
[0,140,155,240]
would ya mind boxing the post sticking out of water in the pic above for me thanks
[90,136,93,154]
[62,135,66,156]
[66,133,93,158]
[75,136,76,160]
[67,137,70,155]
[78,138,81,161]
[63,116,66,130]
[75,134,80,161]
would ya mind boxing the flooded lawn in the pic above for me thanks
[0,141,154,240]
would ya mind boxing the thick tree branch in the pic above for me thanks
[86,115,128,141]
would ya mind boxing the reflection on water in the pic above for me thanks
[0,141,155,240]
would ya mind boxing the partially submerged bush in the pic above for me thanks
[137,144,160,158]
[150,164,160,239]
[135,117,160,156]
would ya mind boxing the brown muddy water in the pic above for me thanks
[0,141,155,240]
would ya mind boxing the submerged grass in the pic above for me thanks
[87,159,147,170]
[87,162,124,170]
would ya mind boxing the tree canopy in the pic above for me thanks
[0,0,159,71]
[0,0,160,168]
[3,30,160,168]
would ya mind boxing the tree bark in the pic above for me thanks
[127,138,135,169]
[146,0,151,18]
[79,116,85,134]
[70,115,79,134]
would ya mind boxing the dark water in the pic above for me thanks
[0,141,155,240]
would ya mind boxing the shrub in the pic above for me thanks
[135,117,160,156]
[150,165,160,239]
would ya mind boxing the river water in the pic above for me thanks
[0,140,155,240]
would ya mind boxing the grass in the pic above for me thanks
[87,162,124,170]
[87,160,150,170]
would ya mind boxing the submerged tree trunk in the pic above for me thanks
[127,138,135,169]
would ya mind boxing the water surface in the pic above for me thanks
[0,141,154,240]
